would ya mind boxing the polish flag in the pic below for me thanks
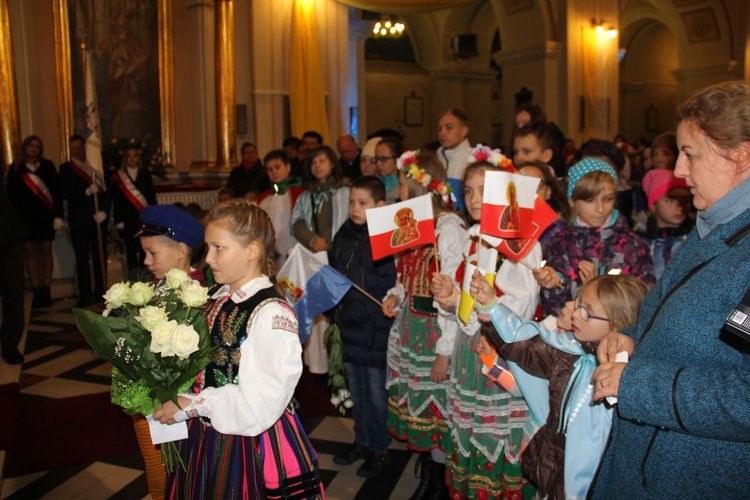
[457,247,498,324]
[476,197,559,262]
[480,171,540,239]
[366,194,435,261]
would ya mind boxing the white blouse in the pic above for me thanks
[182,276,302,437]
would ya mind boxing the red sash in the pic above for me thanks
[112,170,148,212]
[19,172,54,213]
[69,160,105,192]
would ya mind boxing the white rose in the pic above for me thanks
[126,282,154,306]
[135,306,169,332]
[179,281,210,308]
[150,319,178,357]
[170,324,201,359]
[104,282,132,310]
[165,268,190,289]
[330,396,341,406]
[343,399,354,409]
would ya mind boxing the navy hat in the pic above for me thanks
[136,205,205,249]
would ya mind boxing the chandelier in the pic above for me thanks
[372,16,405,39]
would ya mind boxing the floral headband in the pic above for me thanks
[397,150,454,199]
[466,143,516,173]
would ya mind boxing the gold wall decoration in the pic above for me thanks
[0,0,20,170]
[53,0,174,166]
[682,8,720,44]
[215,0,237,170]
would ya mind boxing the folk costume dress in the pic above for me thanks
[444,228,541,499]
[386,212,465,451]
[166,277,323,500]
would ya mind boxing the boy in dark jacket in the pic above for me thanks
[328,176,397,478]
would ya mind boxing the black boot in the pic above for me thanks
[409,454,435,500]
[426,461,450,500]
[44,285,52,307]
[32,287,42,308]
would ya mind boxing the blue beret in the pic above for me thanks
[136,205,205,249]
[567,158,618,201]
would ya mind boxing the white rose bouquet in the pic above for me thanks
[74,269,217,472]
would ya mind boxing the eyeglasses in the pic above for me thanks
[374,156,396,163]
[574,296,609,322]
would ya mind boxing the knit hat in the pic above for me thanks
[567,158,619,201]
[136,204,205,249]
[642,169,689,209]
[361,137,382,159]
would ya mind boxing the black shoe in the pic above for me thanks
[43,286,52,307]
[333,443,368,466]
[2,346,24,365]
[409,454,435,500]
[32,287,42,308]
[356,453,389,478]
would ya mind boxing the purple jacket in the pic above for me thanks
[541,211,655,316]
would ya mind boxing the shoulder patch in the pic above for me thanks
[272,314,299,335]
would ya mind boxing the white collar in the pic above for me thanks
[211,275,273,303]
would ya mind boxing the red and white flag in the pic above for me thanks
[365,194,435,261]
[477,197,559,262]
[481,171,540,239]
[84,51,103,175]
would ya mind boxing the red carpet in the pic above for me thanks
[3,392,139,477]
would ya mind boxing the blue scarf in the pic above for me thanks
[697,177,750,238]
[382,174,399,193]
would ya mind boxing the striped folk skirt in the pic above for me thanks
[166,410,324,499]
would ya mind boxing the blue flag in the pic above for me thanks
[277,244,353,344]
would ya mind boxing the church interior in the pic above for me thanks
[1,0,749,498]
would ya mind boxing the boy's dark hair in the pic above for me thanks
[283,136,301,149]
[438,108,469,126]
[240,142,256,155]
[352,175,386,203]
[515,104,547,125]
[513,122,556,152]
[263,149,290,165]
[69,134,85,144]
[650,132,678,159]
[302,131,323,145]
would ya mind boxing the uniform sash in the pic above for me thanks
[70,159,106,192]
[113,170,148,211]
[19,171,54,213]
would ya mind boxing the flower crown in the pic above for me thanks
[397,150,454,197]
[466,143,516,173]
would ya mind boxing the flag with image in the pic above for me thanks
[481,171,540,239]
[276,244,353,344]
[457,245,499,324]
[365,194,435,261]
[476,197,559,262]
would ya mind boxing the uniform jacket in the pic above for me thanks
[112,167,157,236]
[59,160,112,228]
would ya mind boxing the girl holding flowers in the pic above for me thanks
[382,150,465,499]
[154,199,323,499]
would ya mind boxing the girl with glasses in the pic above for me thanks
[374,137,404,204]
[471,273,648,499]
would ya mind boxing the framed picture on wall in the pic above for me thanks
[54,0,175,163]
[404,94,423,127]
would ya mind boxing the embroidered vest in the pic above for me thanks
[203,286,283,389]
[398,245,438,316]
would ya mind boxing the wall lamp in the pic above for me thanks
[592,18,618,39]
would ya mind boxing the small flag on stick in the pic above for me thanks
[365,195,435,261]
